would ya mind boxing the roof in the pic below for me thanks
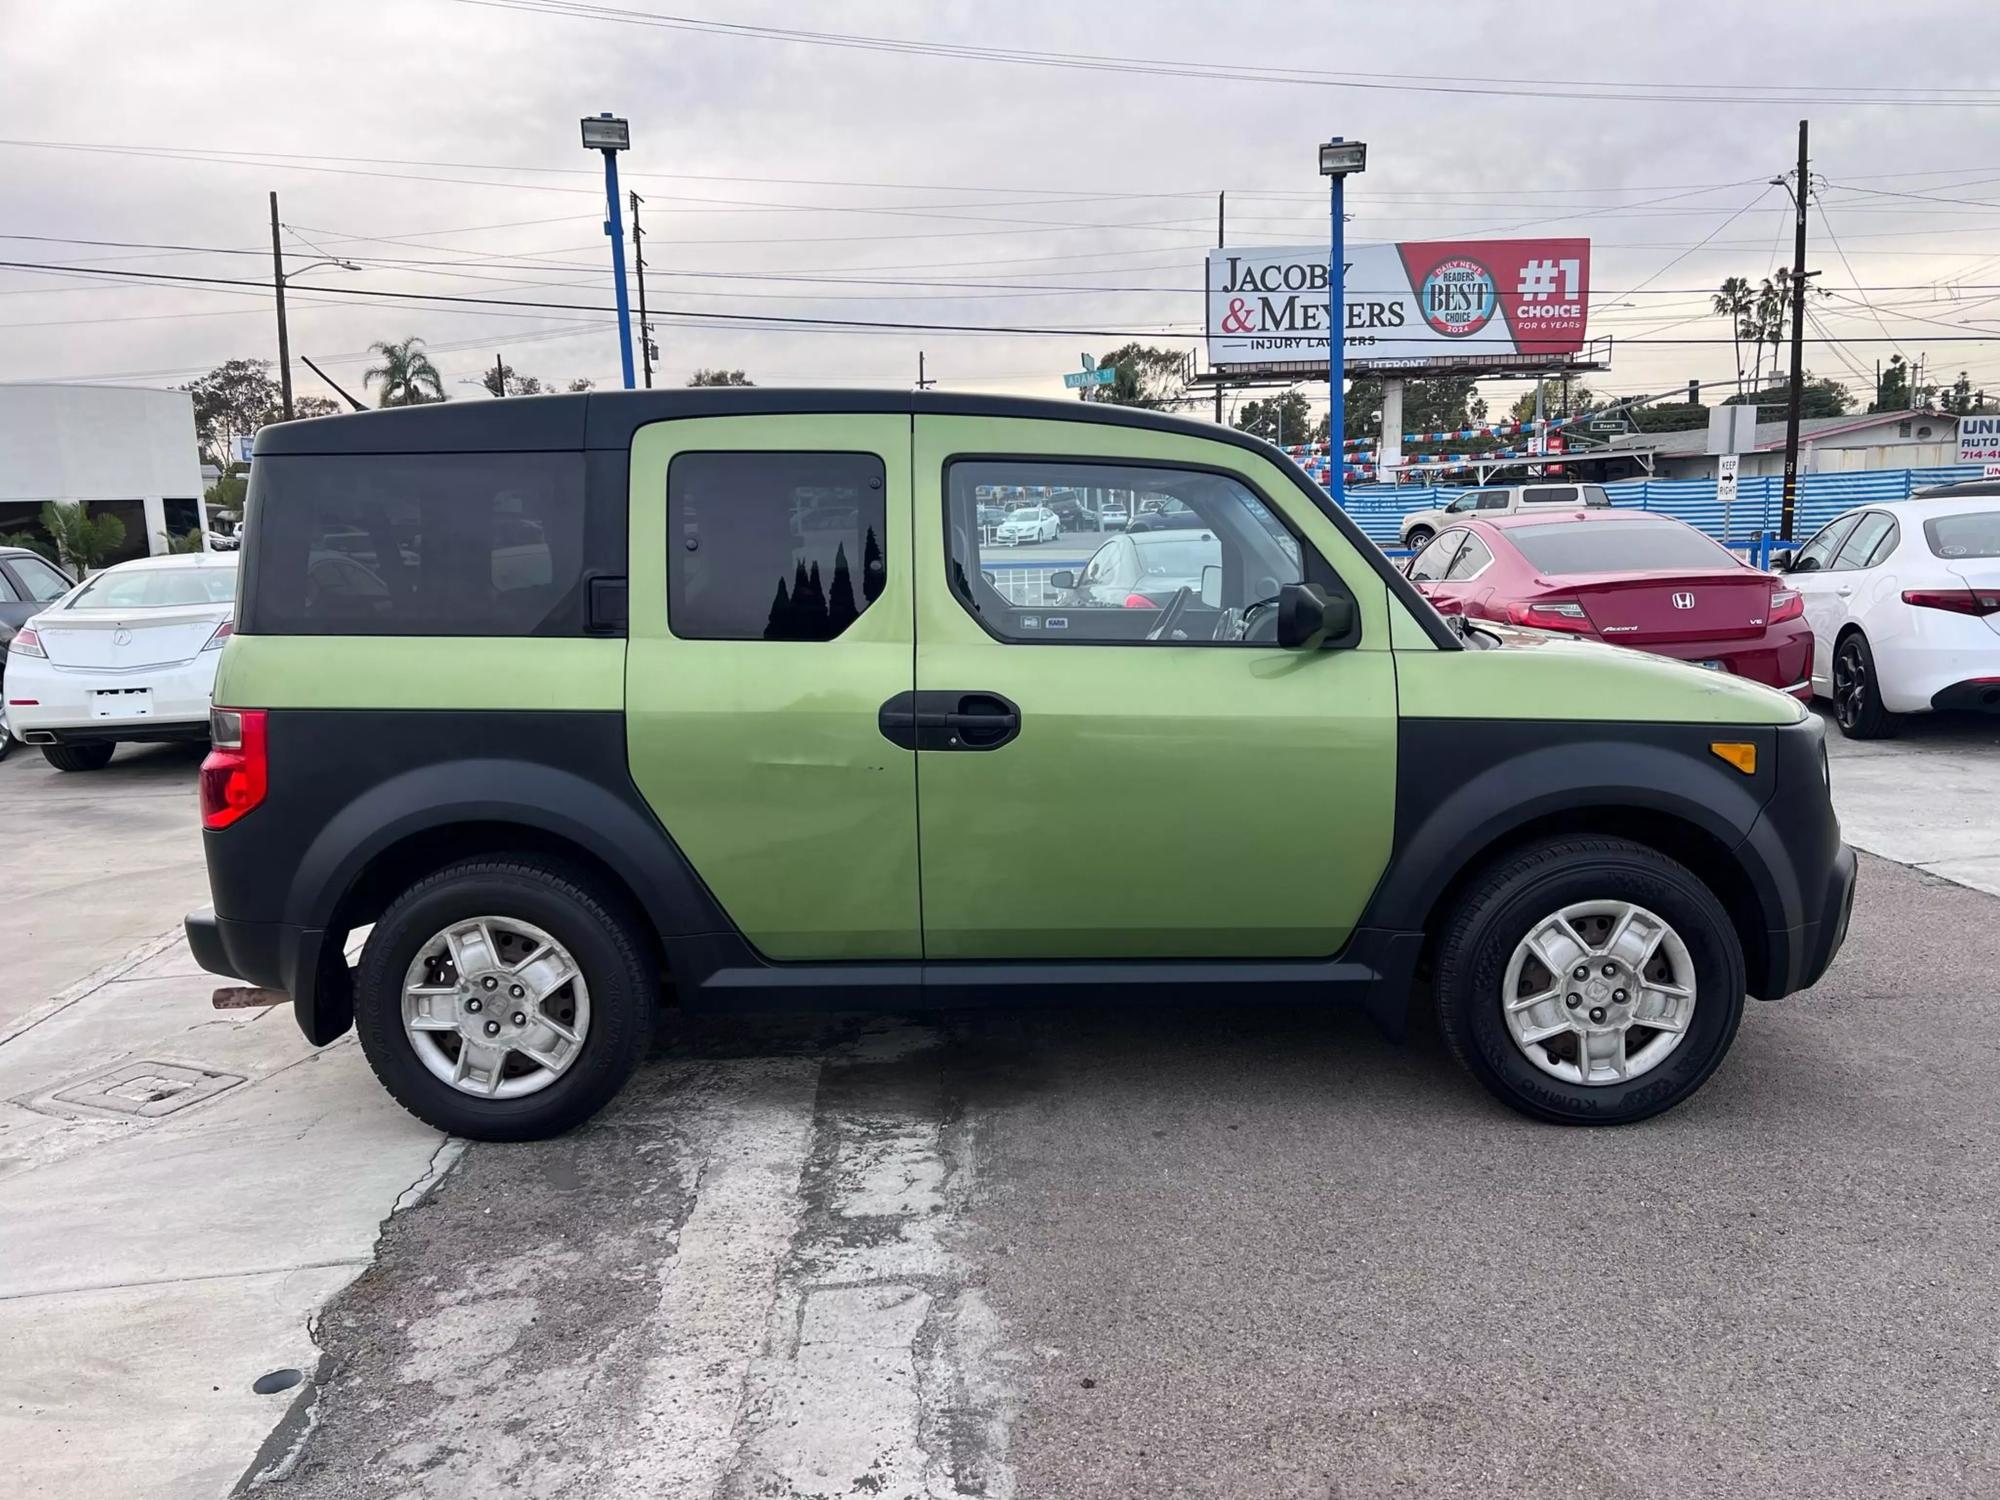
[97,552,238,572]
[253,388,1270,457]
[1608,408,1956,458]
[1475,508,1687,531]
[1916,478,2000,500]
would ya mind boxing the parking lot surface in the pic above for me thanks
[3,711,1998,1498]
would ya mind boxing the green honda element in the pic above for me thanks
[186,391,1855,1140]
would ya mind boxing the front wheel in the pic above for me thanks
[1434,836,1745,1125]
[43,742,115,773]
[1831,632,1899,739]
[354,856,656,1140]
[1404,526,1435,550]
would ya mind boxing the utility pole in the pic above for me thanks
[630,190,654,388]
[493,353,506,397]
[915,350,935,390]
[269,191,293,421]
[1780,119,1810,541]
[1214,191,1225,424]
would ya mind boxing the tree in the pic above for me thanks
[1347,375,1487,443]
[1235,390,1315,446]
[1870,355,1911,413]
[1941,371,1996,416]
[1509,380,1598,424]
[182,359,281,471]
[39,501,125,576]
[1080,344,1187,409]
[567,377,595,393]
[363,337,446,407]
[1729,373,1853,419]
[688,368,754,387]
[293,395,342,419]
[1712,277,1756,393]
[480,362,545,398]
[0,530,54,563]
[159,527,206,554]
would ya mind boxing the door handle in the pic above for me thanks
[1835,587,1853,598]
[879,690,1021,751]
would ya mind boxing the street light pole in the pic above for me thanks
[269,191,293,421]
[1319,138,1367,509]
[581,113,637,390]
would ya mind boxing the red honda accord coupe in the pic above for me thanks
[1403,509,1813,697]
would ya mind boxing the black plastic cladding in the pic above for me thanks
[250,389,1460,650]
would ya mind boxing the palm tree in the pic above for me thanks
[1712,277,1755,394]
[363,337,446,407]
[1757,278,1789,396]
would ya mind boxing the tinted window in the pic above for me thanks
[68,564,236,610]
[947,459,1335,646]
[668,452,885,641]
[1792,515,1858,573]
[0,569,15,603]
[1407,532,1464,582]
[1445,534,1494,580]
[1832,512,1896,570]
[1509,520,1735,575]
[9,555,72,601]
[246,453,585,636]
[1475,491,1511,511]
[1925,511,2000,559]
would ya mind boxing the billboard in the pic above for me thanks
[1205,238,1592,376]
[1959,415,2000,465]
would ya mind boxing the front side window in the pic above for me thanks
[1792,515,1858,573]
[1832,512,1896,571]
[1476,491,1511,511]
[1408,531,1465,582]
[947,459,1333,646]
[245,453,585,636]
[10,555,73,601]
[668,451,885,641]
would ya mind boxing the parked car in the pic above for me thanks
[1399,482,1612,550]
[1776,484,2000,738]
[187,391,1852,1141]
[976,502,1008,529]
[1124,499,1204,533]
[5,553,237,771]
[993,506,1061,545]
[1047,494,1088,530]
[1049,528,1221,610]
[1404,511,1811,697]
[0,546,78,762]
[1098,502,1130,529]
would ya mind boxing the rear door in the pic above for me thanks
[909,415,1397,961]
[624,415,920,960]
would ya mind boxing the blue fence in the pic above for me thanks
[1333,464,1992,549]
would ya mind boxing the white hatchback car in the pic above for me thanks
[1781,484,2000,738]
[5,552,238,771]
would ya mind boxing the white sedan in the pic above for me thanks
[1782,484,2000,738]
[994,506,1061,545]
[4,553,238,771]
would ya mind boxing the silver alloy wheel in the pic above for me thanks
[1501,899,1696,1086]
[400,916,590,1099]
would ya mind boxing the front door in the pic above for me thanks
[624,415,920,960]
[910,415,1398,961]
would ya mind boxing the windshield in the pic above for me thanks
[66,565,237,610]
[1133,534,1220,577]
[1509,521,1736,575]
[1924,511,2000,560]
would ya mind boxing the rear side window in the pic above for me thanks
[1444,534,1494,580]
[667,452,886,641]
[244,453,586,636]
[1510,520,1735,574]
[10,555,72,600]
[1924,511,2000,559]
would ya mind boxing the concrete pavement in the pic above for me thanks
[1820,705,2000,897]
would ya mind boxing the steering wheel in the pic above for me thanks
[1144,585,1196,642]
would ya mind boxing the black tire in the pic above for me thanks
[1404,526,1435,550]
[354,856,656,1141]
[1434,836,1746,1126]
[42,742,115,772]
[1831,631,1899,740]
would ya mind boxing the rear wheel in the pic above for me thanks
[1434,836,1746,1125]
[1832,631,1899,739]
[354,856,655,1140]
[42,742,115,773]
[1404,525,1435,550]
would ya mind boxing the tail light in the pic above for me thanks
[1122,592,1159,609]
[199,708,267,829]
[202,619,234,651]
[7,626,45,658]
[1769,587,1804,623]
[1902,588,2000,617]
[1504,599,1593,633]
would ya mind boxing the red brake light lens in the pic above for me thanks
[1769,587,1804,623]
[202,619,234,651]
[1902,588,2000,617]
[199,708,267,829]
[1122,592,1159,609]
[1504,599,1594,633]
[8,626,45,658]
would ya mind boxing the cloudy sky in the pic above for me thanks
[4,0,1998,426]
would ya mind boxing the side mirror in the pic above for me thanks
[1769,549,1794,572]
[1199,564,1223,609]
[1276,582,1355,649]
[1048,569,1076,591]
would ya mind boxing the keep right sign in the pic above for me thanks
[1959,415,2000,464]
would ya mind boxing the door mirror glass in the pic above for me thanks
[1048,569,1076,591]
[1199,564,1223,609]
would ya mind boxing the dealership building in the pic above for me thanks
[0,384,205,563]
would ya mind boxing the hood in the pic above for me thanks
[1445,619,1808,726]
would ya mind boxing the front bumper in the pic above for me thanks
[1739,715,1857,999]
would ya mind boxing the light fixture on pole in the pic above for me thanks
[1318,137,1366,508]
[581,113,637,390]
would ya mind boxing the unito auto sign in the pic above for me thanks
[1958,415,2000,464]
[1205,238,1590,374]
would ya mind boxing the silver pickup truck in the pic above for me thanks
[1398,482,1612,549]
